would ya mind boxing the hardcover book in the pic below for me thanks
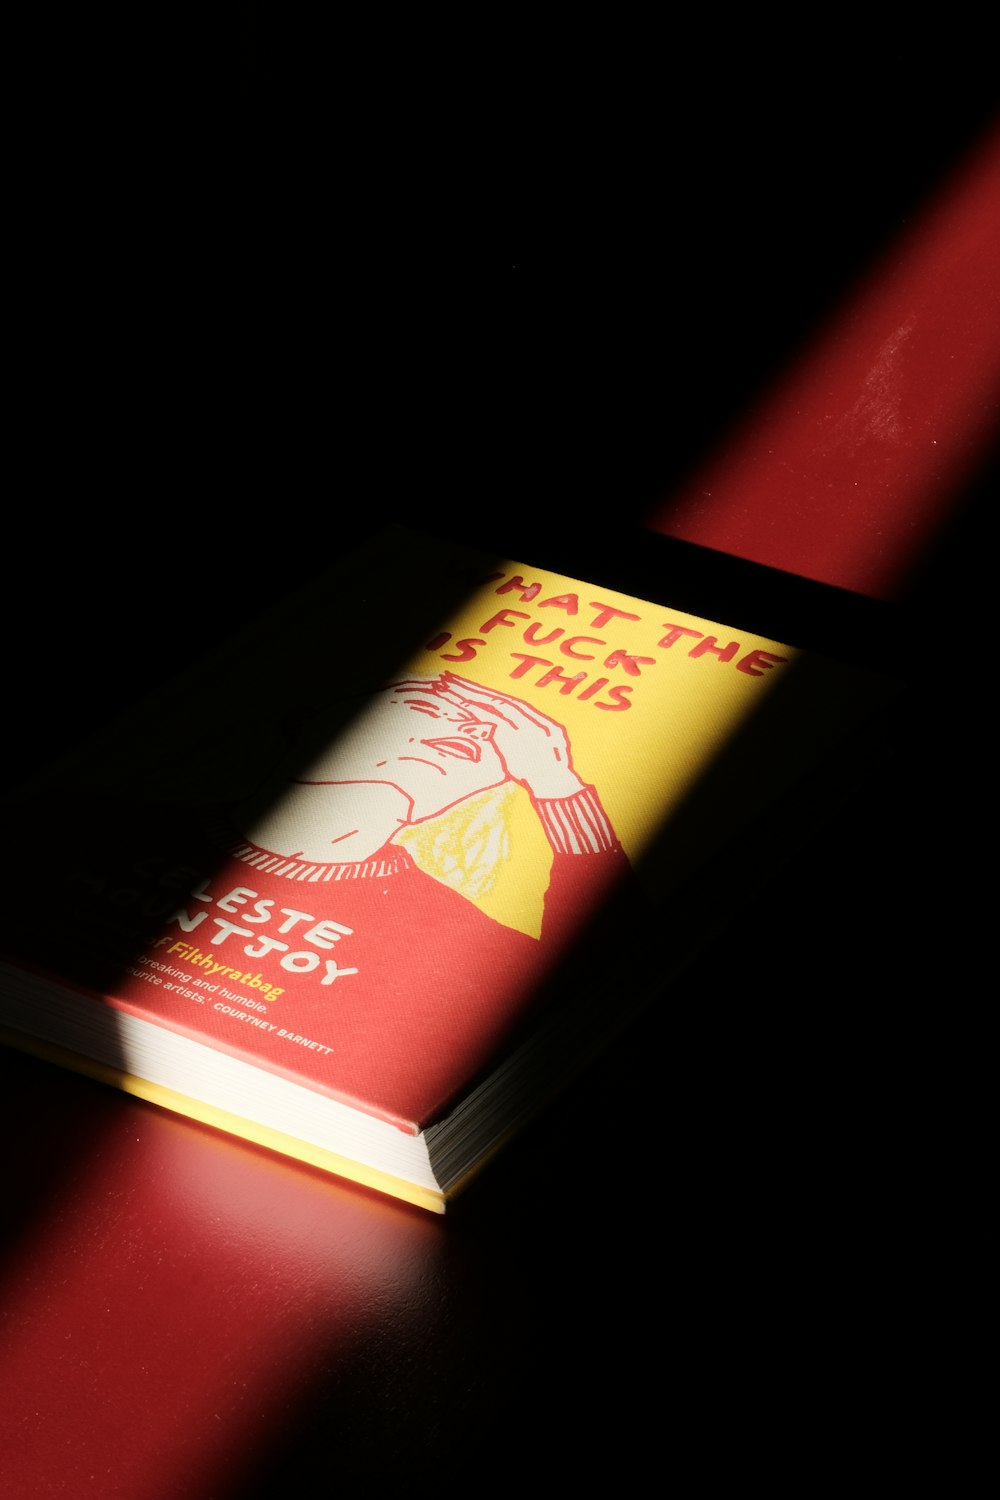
[0,521,901,1212]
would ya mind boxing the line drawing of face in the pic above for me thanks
[238,671,584,864]
[293,684,509,820]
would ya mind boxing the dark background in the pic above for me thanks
[10,20,997,722]
[5,14,996,1486]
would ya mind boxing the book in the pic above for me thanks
[0,520,902,1213]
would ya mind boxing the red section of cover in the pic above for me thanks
[2,796,635,1131]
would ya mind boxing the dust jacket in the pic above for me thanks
[0,522,900,1211]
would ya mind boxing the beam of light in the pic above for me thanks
[5,107,998,1500]
[643,117,1000,602]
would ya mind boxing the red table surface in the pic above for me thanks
[3,37,996,1495]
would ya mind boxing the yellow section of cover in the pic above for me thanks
[391,553,868,934]
[0,1028,447,1215]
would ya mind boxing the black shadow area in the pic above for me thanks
[2,20,995,1487]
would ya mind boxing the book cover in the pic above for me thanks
[0,522,900,1209]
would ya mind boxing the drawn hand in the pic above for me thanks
[430,673,587,800]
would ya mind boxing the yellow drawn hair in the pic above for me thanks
[397,783,548,937]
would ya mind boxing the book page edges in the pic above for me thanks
[0,1026,447,1215]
